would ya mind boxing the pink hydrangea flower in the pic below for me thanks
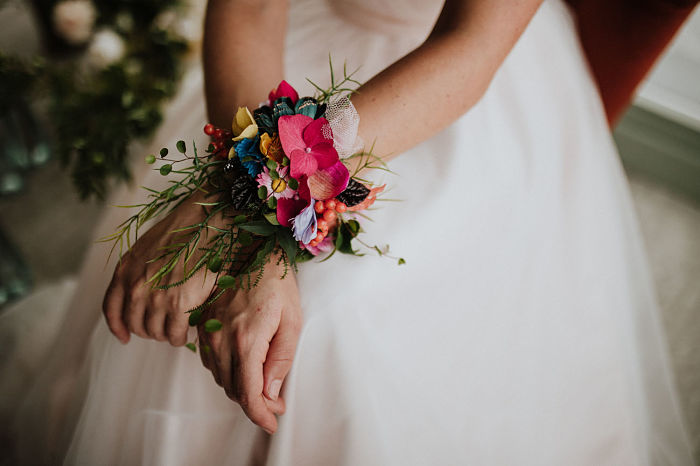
[278,115,338,178]
[278,115,350,200]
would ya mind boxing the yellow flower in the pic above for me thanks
[259,132,273,156]
[232,107,258,141]
[228,146,236,160]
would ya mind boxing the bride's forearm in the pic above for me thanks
[203,0,288,127]
[351,0,542,160]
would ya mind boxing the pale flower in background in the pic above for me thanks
[52,0,96,45]
[173,16,202,43]
[115,12,135,33]
[154,10,178,31]
[154,9,202,43]
[86,29,126,68]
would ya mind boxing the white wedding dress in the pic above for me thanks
[1,0,694,464]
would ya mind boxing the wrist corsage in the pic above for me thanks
[105,65,403,317]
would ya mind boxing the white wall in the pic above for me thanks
[637,8,700,130]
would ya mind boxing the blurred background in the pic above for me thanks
[0,0,698,460]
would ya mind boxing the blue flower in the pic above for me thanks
[292,199,317,245]
[234,136,263,177]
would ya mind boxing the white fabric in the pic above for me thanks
[1,0,694,464]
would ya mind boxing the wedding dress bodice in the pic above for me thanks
[325,0,444,35]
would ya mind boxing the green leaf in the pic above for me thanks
[257,186,268,199]
[281,156,290,167]
[232,214,248,225]
[398,258,406,265]
[238,221,278,236]
[188,309,203,326]
[159,164,172,175]
[277,229,299,264]
[287,177,298,190]
[247,238,276,272]
[218,275,237,289]
[207,255,222,273]
[159,147,169,157]
[238,231,253,246]
[176,140,186,153]
[264,212,280,225]
[270,169,279,180]
[267,197,277,209]
[145,154,156,164]
[204,319,223,332]
[295,249,314,263]
[266,159,277,170]
[185,342,197,352]
[347,219,361,235]
[335,222,355,254]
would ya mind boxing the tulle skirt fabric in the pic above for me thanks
[2,0,693,464]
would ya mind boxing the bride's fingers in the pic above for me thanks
[264,393,286,415]
[165,312,188,346]
[235,345,277,433]
[143,290,170,341]
[124,287,148,338]
[145,307,167,341]
[217,338,235,398]
[262,308,301,402]
[102,282,129,344]
[205,328,224,386]
[198,331,219,384]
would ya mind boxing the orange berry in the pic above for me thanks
[323,209,337,223]
[309,239,319,247]
[317,219,329,231]
[335,202,347,213]
[324,199,337,211]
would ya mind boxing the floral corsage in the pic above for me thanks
[106,66,402,317]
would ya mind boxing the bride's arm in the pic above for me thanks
[352,0,543,159]
[203,0,287,126]
[104,0,298,435]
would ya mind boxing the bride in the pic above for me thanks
[5,0,697,464]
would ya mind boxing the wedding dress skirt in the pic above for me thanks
[2,0,694,464]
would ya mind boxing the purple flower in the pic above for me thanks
[291,199,317,245]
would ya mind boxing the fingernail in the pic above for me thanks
[263,427,274,435]
[268,379,282,401]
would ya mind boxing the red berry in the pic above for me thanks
[317,219,329,231]
[214,128,223,139]
[325,199,337,211]
[204,124,215,135]
[314,201,325,214]
[323,209,337,223]
[335,202,347,213]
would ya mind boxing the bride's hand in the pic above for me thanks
[197,256,302,434]
[102,191,218,345]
